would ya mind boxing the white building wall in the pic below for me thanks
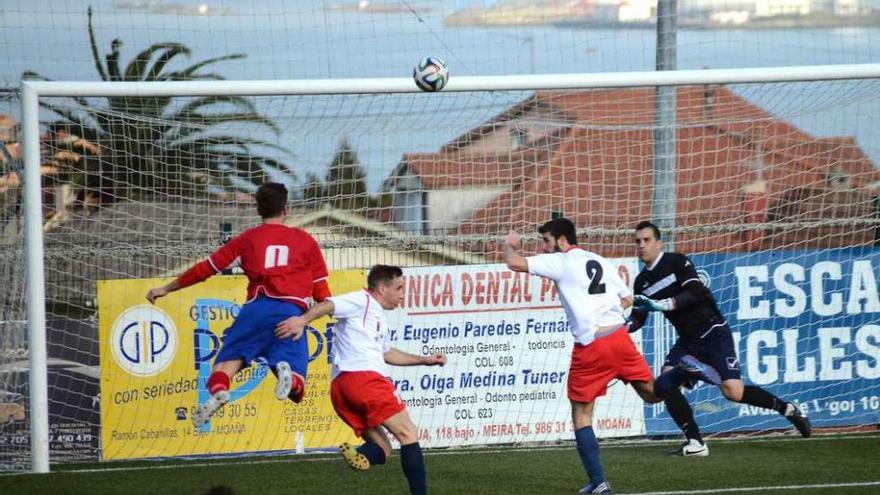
[755,0,811,17]
[619,0,656,22]
[710,10,751,25]
[392,174,425,234]
[426,186,509,232]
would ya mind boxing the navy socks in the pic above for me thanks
[357,441,386,465]
[575,426,606,485]
[400,442,426,495]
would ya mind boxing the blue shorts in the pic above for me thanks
[664,324,741,382]
[215,296,309,377]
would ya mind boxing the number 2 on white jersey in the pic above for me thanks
[585,260,606,295]
[265,245,289,268]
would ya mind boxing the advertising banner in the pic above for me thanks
[644,248,880,434]
[0,319,101,466]
[385,261,646,447]
[98,271,364,460]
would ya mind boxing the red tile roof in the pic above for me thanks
[393,86,878,256]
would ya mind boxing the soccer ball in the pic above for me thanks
[413,57,449,92]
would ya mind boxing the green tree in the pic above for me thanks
[302,171,325,207]
[324,138,370,210]
[23,7,292,196]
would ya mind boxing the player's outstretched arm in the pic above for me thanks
[145,257,220,304]
[275,300,336,340]
[146,237,244,305]
[503,230,529,272]
[384,348,447,367]
[146,279,181,304]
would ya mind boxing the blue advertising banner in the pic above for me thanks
[644,248,880,435]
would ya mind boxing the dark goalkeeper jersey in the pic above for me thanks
[633,252,726,339]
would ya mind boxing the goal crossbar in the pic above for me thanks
[23,63,880,97]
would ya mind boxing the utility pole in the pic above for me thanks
[654,0,677,249]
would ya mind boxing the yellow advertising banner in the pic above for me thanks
[97,271,365,460]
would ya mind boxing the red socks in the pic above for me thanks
[208,371,230,395]
[289,373,305,403]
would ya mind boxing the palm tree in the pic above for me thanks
[23,7,292,197]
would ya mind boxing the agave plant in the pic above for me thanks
[23,7,292,196]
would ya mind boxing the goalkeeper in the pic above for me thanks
[629,221,811,457]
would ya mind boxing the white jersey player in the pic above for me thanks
[274,265,445,495]
[503,217,661,494]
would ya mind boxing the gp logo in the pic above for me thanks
[111,305,178,376]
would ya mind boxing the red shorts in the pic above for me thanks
[330,371,406,437]
[568,327,653,403]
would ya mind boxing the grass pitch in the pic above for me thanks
[6,434,880,495]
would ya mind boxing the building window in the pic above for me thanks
[827,166,849,190]
[510,127,528,150]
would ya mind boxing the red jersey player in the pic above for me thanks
[146,182,330,427]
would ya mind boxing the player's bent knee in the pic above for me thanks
[394,424,418,444]
[395,431,417,445]
[721,381,744,401]
[385,416,419,445]
[722,389,742,401]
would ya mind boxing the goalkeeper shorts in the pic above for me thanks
[664,324,741,382]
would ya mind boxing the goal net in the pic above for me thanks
[4,68,880,470]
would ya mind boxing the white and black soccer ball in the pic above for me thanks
[413,56,449,92]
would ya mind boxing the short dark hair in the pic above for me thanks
[367,264,403,290]
[538,217,577,245]
[255,182,288,219]
[635,221,662,240]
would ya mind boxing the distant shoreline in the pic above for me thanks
[446,11,880,30]
[684,15,880,31]
[323,2,431,14]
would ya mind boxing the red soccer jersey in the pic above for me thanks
[177,223,329,308]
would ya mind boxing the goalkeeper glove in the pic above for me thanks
[633,294,675,312]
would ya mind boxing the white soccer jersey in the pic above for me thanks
[328,289,392,379]
[527,247,631,345]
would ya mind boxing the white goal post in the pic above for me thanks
[20,63,880,472]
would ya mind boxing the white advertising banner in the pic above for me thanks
[384,260,645,447]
